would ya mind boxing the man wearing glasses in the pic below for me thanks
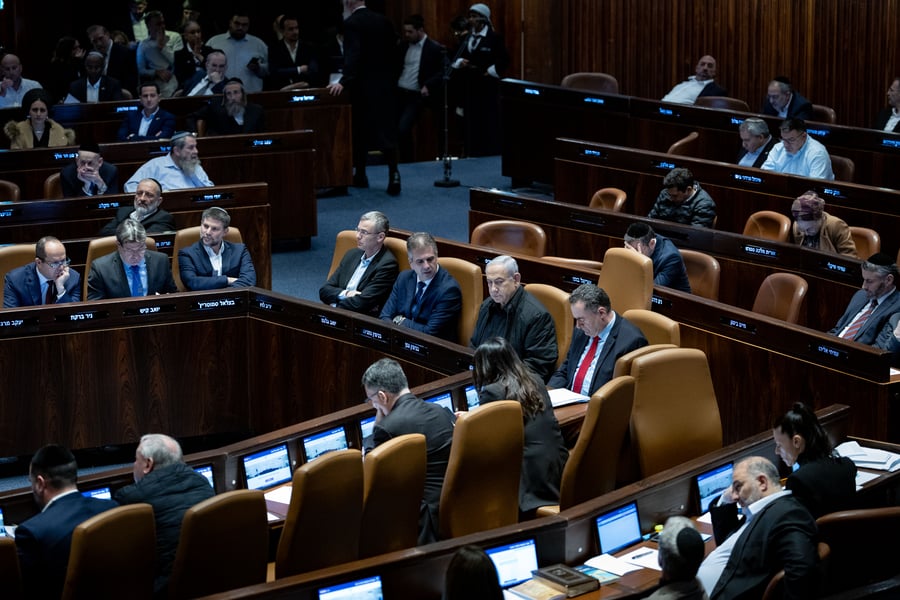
[760,118,834,180]
[87,219,177,300]
[3,236,81,307]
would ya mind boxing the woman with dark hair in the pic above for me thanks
[47,36,85,102]
[4,89,75,149]
[773,401,857,517]
[473,337,568,516]
[443,545,503,600]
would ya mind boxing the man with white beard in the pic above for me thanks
[124,131,214,192]
[187,78,264,135]
[100,178,176,236]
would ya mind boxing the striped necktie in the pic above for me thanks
[840,299,877,339]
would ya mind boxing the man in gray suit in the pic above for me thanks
[87,219,177,300]
[828,253,900,345]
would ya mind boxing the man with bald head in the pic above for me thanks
[3,237,82,307]
[63,51,125,103]
[0,54,42,108]
[661,55,726,104]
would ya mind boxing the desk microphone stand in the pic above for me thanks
[435,43,465,188]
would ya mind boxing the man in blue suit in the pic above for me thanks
[3,237,82,308]
[177,206,256,290]
[829,252,900,345]
[14,445,117,599]
[117,82,176,141]
[380,232,461,342]
[624,222,692,293]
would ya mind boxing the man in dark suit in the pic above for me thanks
[63,51,125,104]
[379,232,461,342]
[181,50,228,96]
[187,78,264,135]
[362,357,454,544]
[319,210,399,316]
[661,55,728,104]
[737,117,777,168]
[698,456,818,599]
[548,284,648,396]
[60,143,120,198]
[87,24,138,94]
[873,77,900,133]
[117,82,177,141]
[88,218,177,300]
[3,237,81,308]
[14,445,117,599]
[396,14,444,161]
[875,312,900,366]
[624,222,692,293]
[178,206,256,290]
[762,78,813,120]
[100,178,175,236]
[267,15,320,90]
[828,252,900,345]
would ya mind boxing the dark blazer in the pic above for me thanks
[15,492,117,599]
[762,91,813,120]
[60,161,120,198]
[698,80,728,98]
[787,456,857,518]
[66,75,125,103]
[828,288,900,345]
[874,312,900,366]
[105,42,138,93]
[397,36,444,93]
[99,207,176,237]
[319,245,399,316]
[173,44,214,88]
[379,266,461,341]
[873,108,900,133]
[181,70,227,96]
[177,240,257,290]
[267,39,320,89]
[652,235,692,293]
[737,135,778,168]
[188,101,265,136]
[3,262,82,308]
[547,315,648,395]
[116,108,177,142]
[87,250,177,300]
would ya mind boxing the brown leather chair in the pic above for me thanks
[359,433,427,558]
[589,187,627,212]
[849,226,880,259]
[327,230,358,278]
[42,172,63,199]
[815,506,900,593]
[61,504,155,600]
[679,248,721,300]
[83,235,156,300]
[560,72,619,94]
[751,272,808,324]
[439,400,523,540]
[383,236,412,273]
[743,210,792,242]
[541,256,603,272]
[598,247,654,312]
[439,256,483,345]
[694,96,751,112]
[761,542,830,600]
[525,283,573,369]
[470,220,547,257]
[621,309,680,346]
[830,154,855,182]
[171,225,243,291]
[666,131,699,156]
[811,103,837,124]
[168,489,268,599]
[612,343,678,379]
[0,537,22,600]
[535,376,635,517]
[274,449,363,579]
[0,179,21,202]
[0,243,36,306]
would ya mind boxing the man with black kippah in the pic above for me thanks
[60,142,120,197]
[647,516,707,599]
[828,252,900,345]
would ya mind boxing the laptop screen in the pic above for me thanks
[81,486,112,500]
[696,462,733,514]
[464,384,479,409]
[425,391,454,413]
[485,538,539,588]
[595,502,642,555]
[360,415,376,440]
[193,464,215,489]
[302,426,349,462]
[242,443,292,491]
[318,574,383,600]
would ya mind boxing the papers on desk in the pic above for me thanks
[548,388,590,408]
[855,470,881,489]
[696,511,714,524]
[836,441,900,472]
[584,548,661,575]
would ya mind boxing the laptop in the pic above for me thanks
[485,538,540,589]
[193,464,215,489]
[318,574,383,600]
[425,391,454,413]
[595,501,642,555]
[464,384,480,409]
[302,426,349,462]
[81,486,112,500]
[0,507,8,537]
[695,462,733,514]
[242,443,293,491]
[360,415,376,440]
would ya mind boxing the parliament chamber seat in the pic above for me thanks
[679,248,721,301]
[525,283,573,369]
[612,343,678,379]
[359,433,427,559]
[666,131,699,156]
[439,401,524,540]
[560,72,619,94]
[168,489,268,600]
[61,504,156,600]
[171,225,244,291]
[830,154,856,182]
[438,256,483,345]
[816,506,900,593]
[274,449,363,580]
[327,230,359,278]
[751,272,809,324]
[761,542,831,600]
[0,243,36,306]
[694,96,751,112]
[849,226,880,259]
[540,256,604,272]
[83,235,157,299]
[470,220,547,257]
[0,537,22,600]
[742,210,792,242]
[597,247,654,312]
[0,179,20,202]
[42,172,63,199]
[589,187,627,212]
[811,103,838,124]
[621,309,680,346]
[384,236,412,272]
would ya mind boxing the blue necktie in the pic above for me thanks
[129,265,143,297]
[410,281,426,319]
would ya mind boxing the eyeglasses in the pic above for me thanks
[121,244,147,257]
[356,228,379,236]
[364,390,381,403]
[40,257,71,269]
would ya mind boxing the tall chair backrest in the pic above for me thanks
[816,506,900,593]
[597,247,654,312]
[525,283,572,369]
[679,249,721,300]
[168,489,268,600]
[849,226,880,259]
[61,504,156,600]
[541,256,604,272]
[327,230,359,278]
[666,131,699,156]
[743,210,792,242]
[0,537,22,600]
[83,235,156,299]
[560,72,619,94]
[751,272,808,324]
[612,343,678,379]
[694,96,751,112]
[384,236,412,273]
[620,309,680,346]
[439,256,483,345]
[589,187,627,212]
[360,434,427,558]
[830,154,855,182]
[811,103,837,124]
[275,449,363,579]
[629,348,722,477]
[0,243,36,307]
[761,542,830,600]
[42,173,64,199]
[470,220,547,257]
[439,401,523,540]
[0,179,21,202]
[171,225,243,291]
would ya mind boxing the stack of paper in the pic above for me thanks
[836,441,900,472]
[548,388,591,408]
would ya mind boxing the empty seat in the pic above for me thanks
[0,179,21,202]
[597,247,654,312]
[560,72,619,94]
[612,343,679,379]
[0,243,36,307]
[327,230,358,278]
[621,309,680,346]
[751,272,808,324]
[816,506,900,593]
[666,131,699,156]
[589,187,627,212]
[83,235,156,299]
[470,220,548,257]
[743,210,792,242]
[525,283,573,369]
[811,103,837,124]
[694,96,751,112]
[0,537,22,600]
[540,256,604,272]
[439,256,483,345]
[171,225,243,291]
[42,172,63,199]
[679,249,721,300]
[830,154,855,182]
[849,226,880,259]
[384,236,411,273]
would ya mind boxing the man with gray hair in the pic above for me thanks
[737,118,776,168]
[100,177,175,235]
[829,252,900,344]
[178,206,256,289]
[182,50,228,96]
[362,357,454,544]
[124,131,214,191]
[762,78,813,120]
[87,218,177,299]
[379,232,462,341]
[646,516,707,600]
[469,255,558,382]
[648,167,717,228]
[114,433,215,595]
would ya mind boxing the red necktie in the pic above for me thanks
[840,299,878,340]
[572,336,599,395]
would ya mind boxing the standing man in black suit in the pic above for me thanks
[3,237,82,308]
[661,55,728,104]
[60,143,120,197]
[327,0,403,195]
[88,219,177,300]
[396,14,444,162]
[874,77,900,133]
[828,252,900,345]
[14,445,117,599]
[267,15,319,90]
[87,24,138,95]
[362,357,455,544]
[187,78,265,135]
[737,118,777,168]
[62,51,125,104]
[762,77,813,120]
[319,210,399,316]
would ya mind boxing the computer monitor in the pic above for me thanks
[425,391,454,413]
[360,415,376,440]
[485,538,540,589]
[318,574,383,600]
[595,501,642,555]
[80,486,112,500]
[0,507,8,537]
[302,426,349,462]
[464,384,479,409]
[241,443,293,491]
[193,464,215,489]
[695,462,734,514]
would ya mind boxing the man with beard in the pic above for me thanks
[124,131,214,191]
[208,13,268,93]
[100,177,176,235]
[188,78,264,135]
